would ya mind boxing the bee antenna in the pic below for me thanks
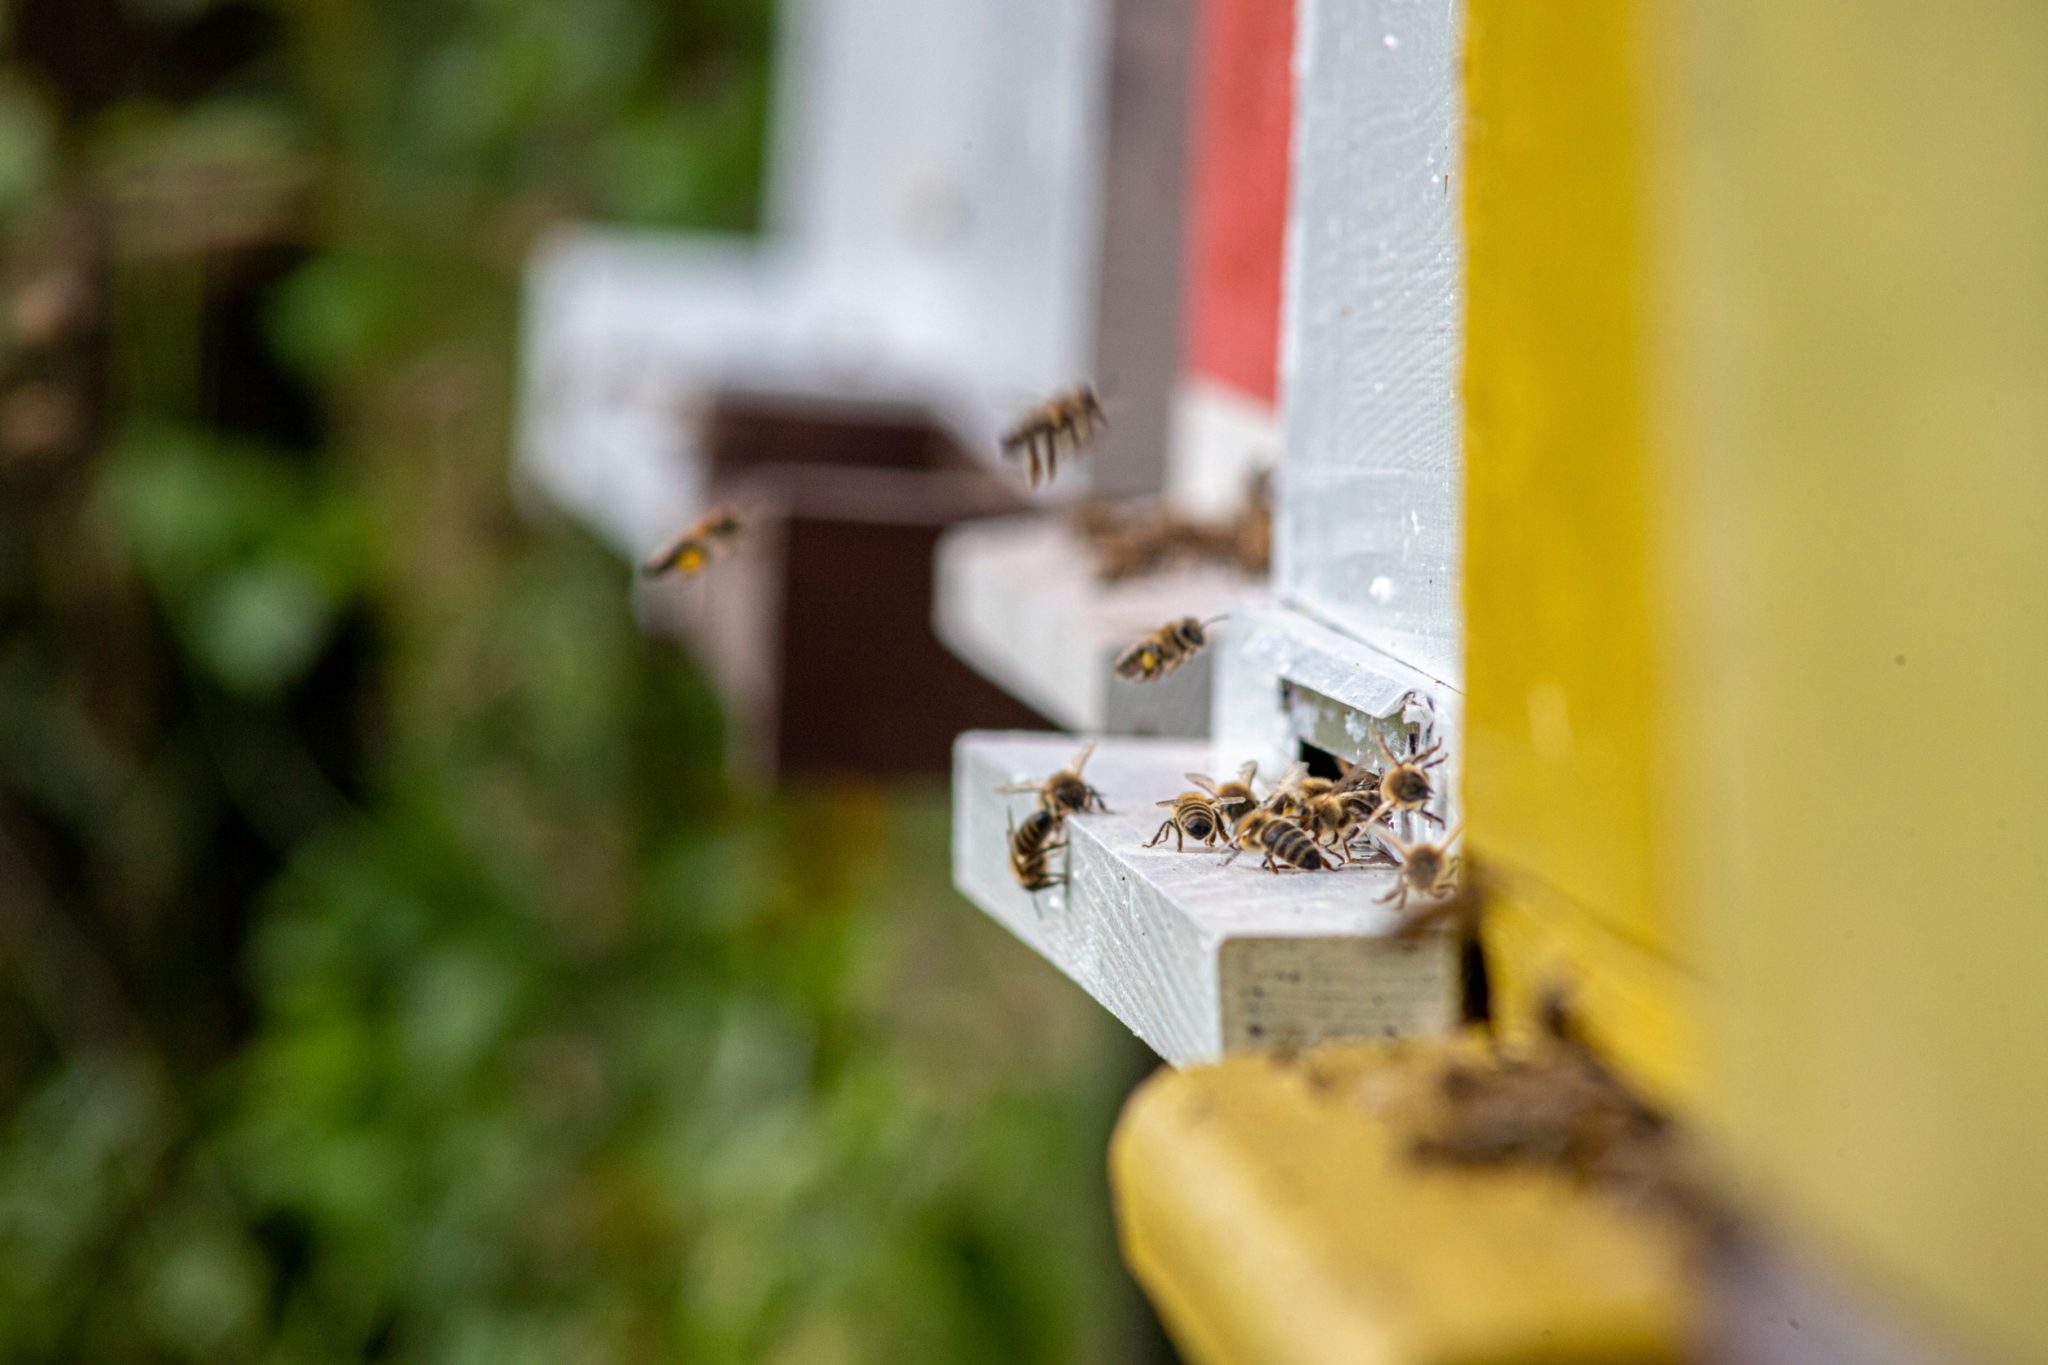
[1200,615,1230,628]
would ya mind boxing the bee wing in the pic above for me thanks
[1185,772,1220,795]
[994,781,1043,794]
[1270,760,1309,794]
[1069,739,1097,775]
[1331,757,1379,793]
[1237,760,1259,784]
[1155,797,1181,807]
[1214,794,1251,808]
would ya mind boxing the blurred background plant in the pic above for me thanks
[0,1,1160,1361]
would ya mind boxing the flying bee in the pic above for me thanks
[1114,615,1227,683]
[996,740,1110,817]
[1008,807,1066,892]
[1187,762,1260,832]
[1366,731,1448,830]
[1227,807,1327,874]
[1145,790,1246,852]
[641,509,742,578]
[1376,823,1464,913]
[1001,385,1107,489]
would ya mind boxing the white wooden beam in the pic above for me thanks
[934,515,1251,736]
[954,731,1459,1065]
[1277,0,1463,685]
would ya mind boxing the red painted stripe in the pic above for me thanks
[1183,0,1294,405]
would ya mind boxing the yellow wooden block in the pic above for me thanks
[1462,0,1666,959]
[1482,880,1699,1114]
[1462,0,1699,1109]
[1110,1043,1695,1365]
[1655,3,2048,1358]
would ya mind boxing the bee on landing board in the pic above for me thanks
[1376,824,1464,914]
[1008,807,1066,892]
[995,740,1110,818]
[1187,763,1260,834]
[1001,385,1106,489]
[641,509,742,578]
[1227,806,1327,874]
[1114,616,1226,683]
[1146,789,1245,852]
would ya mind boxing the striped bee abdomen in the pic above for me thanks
[1262,820,1325,871]
[1008,808,1065,891]
[1146,792,1230,852]
[1235,810,1327,873]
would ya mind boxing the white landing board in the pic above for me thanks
[953,731,1460,1066]
[934,514,1252,737]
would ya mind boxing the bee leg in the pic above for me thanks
[1414,808,1447,827]
[1145,820,1174,848]
[1374,882,1402,907]
[1086,785,1111,813]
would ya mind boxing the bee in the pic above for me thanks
[1114,615,1226,683]
[1001,385,1107,489]
[1252,760,1315,823]
[1145,790,1245,852]
[1366,731,1448,830]
[1187,762,1260,833]
[1292,760,1386,862]
[1228,807,1327,874]
[1375,824,1464,913]
[995,740,1110,817]
[641,509,742,578]
[1008,807,1066,892]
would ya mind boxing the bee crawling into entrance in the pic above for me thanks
[1284,759,1386,864]
[1000,384,1107,489]
[1374,824,1464,914]
[1114,615,1226,683]
[994,740,1111,818]
[641,508,743,578]
[1145,788,1247,852]
[1366,731,1449,831]
[1007,807,1066,893]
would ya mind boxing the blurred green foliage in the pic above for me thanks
[0,2,1154,1362]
